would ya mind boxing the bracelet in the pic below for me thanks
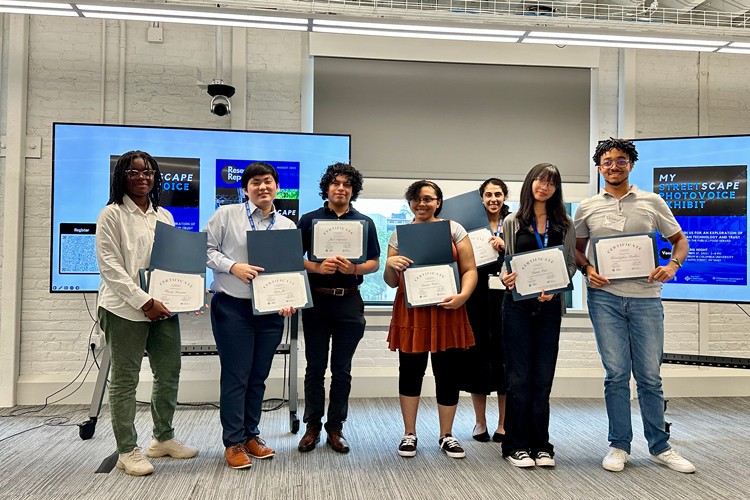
[353,263,358,276]
[670,258,682,268]
[580,263,592,276]
[142,298,155,312]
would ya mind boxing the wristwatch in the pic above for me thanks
[670,258,682,268]
[580,263,592,276]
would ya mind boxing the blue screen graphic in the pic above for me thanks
[625,135,750,302]
[51,123,350,293]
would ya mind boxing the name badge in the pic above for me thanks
[488,275,503,290]
[603,213,626,232]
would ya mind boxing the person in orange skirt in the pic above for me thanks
[383,180,478,459]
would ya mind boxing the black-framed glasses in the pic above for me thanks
[412,197,439,204]
[534,178,557,188]
[600,159,631,170]
[125,169,156,179]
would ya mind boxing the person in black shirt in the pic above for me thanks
[296,163,381,453]
[500,163,577,468]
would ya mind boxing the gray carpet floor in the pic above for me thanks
[0,397,747,499]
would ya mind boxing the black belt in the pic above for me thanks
[313,287,359,297]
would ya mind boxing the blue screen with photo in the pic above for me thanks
[624,135,750,302]
[51,123,350,293]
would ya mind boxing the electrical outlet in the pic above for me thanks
[91,332,105,350]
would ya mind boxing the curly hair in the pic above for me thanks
[593,138,639,166]
[516,163,570,233]
[319,162,364,202]
[108,150,162,210]
[404,179,444,217]
[479,177,510,219]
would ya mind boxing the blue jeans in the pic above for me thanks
[501,293,561,457]
[587,288,670,455]
[301,292,365,430]
[211,293,284,447]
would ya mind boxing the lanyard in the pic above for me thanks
[245,202,275,231]
[531,217,549,249]
[493,217,504,237]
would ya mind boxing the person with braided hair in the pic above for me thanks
[96,150,198,477]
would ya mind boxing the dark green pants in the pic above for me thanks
[98,307,181,453]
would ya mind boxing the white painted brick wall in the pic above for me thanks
[3,17,750,402]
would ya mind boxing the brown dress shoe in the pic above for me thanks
[224,444,252,469]
[298,423,322,452]
[245,436,275,459]
[325,424,350,454]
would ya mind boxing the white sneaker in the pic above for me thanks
[602,447,629,472]
[650,449,696,473]
[146,437,199,459]
[506,450,535,468]
[116,447,154,476]
[534,451,556,467]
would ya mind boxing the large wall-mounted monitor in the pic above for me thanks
[619,135,749,303]
[51,123,350,293]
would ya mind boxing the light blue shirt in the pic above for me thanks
[205,201,296,299]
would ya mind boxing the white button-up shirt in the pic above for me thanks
[96,195,175,322]
[205,201,296,299]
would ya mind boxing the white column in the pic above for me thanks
[617,48,636,139]
[0,14,29,407]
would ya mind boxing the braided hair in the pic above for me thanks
[108,150,163,210]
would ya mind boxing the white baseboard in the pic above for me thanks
[12,365,750,406]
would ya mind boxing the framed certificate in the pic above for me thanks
[310,219,367,263]
[467,227,501,268]
[250,271,313,315]
[504,245,573,301]
[146,268,206,313]
[592,233,658,281]
[403,262,461,308]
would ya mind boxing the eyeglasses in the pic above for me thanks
[600,159,631,170]
[534,178,557,188]
[125,169,156,179]
[412,197,439,204]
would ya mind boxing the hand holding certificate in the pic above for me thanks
[310,219,367,262]
[144,222,208,314]
[147,269,206,313]
[504,245,573,301]
[467,228,500,267]
[592,233,658,281]
[403,263,460,308]
[247,229,313,315]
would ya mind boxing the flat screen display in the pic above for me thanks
[615,135,749,302]
[51,123,350,293]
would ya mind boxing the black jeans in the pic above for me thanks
[301,291,365,430]
[501,292,562,457]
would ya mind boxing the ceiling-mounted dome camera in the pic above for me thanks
[207,82,235,117]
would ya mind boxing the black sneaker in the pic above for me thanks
[534,450,556,467]
[438,435,466,459]
[398,434,417,457]
[506,450,535,467]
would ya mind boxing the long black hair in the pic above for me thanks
[516,163,569,233]
[593,138,639,166]
[479,177,510,219]
[405,179,444,217]
[319,162,364,201]
[108,150,162,210]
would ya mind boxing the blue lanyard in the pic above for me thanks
[531,217,549,249]
[493,217,504,237]
[245,202,275,231]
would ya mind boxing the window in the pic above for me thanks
[356,198,584,309]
